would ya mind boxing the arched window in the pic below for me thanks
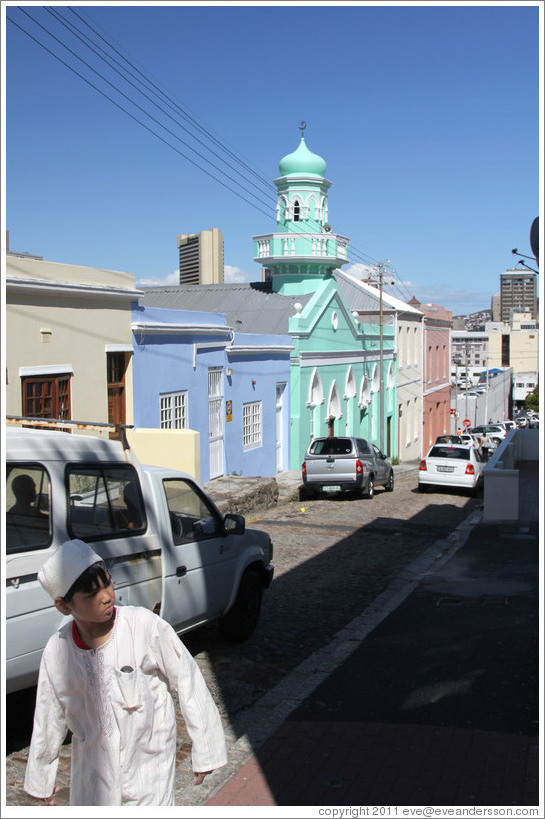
[327,381,342,420]
[387,361,395,389]
[308,368,324,407]
[359,376,371,409]
[371,363,380,392]
[293,200,300,222]
[345,366,356,399]
[308,368,324,441]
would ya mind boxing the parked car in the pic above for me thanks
[301,436,394,500]
[459,433,478,447]
[418,444,485,496]
[6,421,274,693]
[469,424,506,445]
[435,435,464,445]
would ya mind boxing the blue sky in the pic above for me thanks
[3,1,542,314]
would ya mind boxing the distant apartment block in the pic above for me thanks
[500,269,537,324]
[177,228,224,285]
[451,331,489,382]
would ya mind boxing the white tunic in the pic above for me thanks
[24,606,227,805]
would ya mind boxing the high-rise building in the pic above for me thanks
[500,269,537,324]
[177,228,224,285]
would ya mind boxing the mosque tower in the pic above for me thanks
[253,123,350,295]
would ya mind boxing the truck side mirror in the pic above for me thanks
[224,513,245,535]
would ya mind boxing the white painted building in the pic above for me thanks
[334,269,424,463]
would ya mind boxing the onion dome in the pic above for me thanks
[278,137,327,178]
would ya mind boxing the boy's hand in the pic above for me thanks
[193,770,213,785]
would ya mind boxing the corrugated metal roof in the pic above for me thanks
[139,283,313,334]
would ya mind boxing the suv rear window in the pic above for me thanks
[309,438,353,456]
[67,464,146,541]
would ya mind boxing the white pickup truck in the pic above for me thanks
[5,422,274,694]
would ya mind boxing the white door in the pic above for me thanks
[276,383,285,471]
[208,369,224,479]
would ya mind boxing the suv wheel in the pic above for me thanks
[363,475,374,499]
[220,568,263,642]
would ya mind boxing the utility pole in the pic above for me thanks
[362,261,394,453]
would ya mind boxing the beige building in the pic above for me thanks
[5,252,141,434]
[177,228,224,285]
[487,322,539,374]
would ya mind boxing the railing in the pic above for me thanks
[6,415,134,451]
[482,428,539,522]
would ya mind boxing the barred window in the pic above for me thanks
[160,391,188,429]
[243,401,262,450]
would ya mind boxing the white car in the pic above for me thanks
[418,443,486,496]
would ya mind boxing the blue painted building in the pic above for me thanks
[131,304,292,482]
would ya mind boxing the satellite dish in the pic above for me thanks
[530,216,539,264]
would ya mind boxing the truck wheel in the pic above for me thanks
[363,475,374,499]
[299,485,316,501]
[220,569,263,642]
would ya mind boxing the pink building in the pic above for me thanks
[409,297,453,455]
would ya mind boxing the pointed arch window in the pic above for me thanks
[308,368,324,407]
[387,361,395,389]
[308,368,324,442]
[293,200,300,222]
[371,363,380,392]
[327,381,342,420]
[344,366,356,399]
[359,376,371,409]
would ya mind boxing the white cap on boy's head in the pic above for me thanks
[38,539,103,600]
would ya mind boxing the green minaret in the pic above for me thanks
[253,123,350,295]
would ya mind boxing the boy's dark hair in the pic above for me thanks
[63,561,110,602]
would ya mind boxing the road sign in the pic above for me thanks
[450,408,456,415]
[463,418,471,428]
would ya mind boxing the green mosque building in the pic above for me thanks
[253,129,397,469]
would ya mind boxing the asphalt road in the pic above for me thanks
[5,471,482,805]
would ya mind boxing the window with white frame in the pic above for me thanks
[243,401,262,450]
[160,391,188,429]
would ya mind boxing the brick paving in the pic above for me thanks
[206,723,539,807]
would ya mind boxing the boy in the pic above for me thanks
[24,539,227,806]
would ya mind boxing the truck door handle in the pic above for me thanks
[176,565,187,577]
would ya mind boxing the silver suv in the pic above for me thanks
[301,436,394,500]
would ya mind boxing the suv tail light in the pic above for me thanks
[465,463,475,475]
[302,462,307,476]
[356,459,363,474]
[419,460,427,471]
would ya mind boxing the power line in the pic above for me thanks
[9,11,274,220]
[70,5,274,192]
[8,6,415,293]
[17,7,277,215]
